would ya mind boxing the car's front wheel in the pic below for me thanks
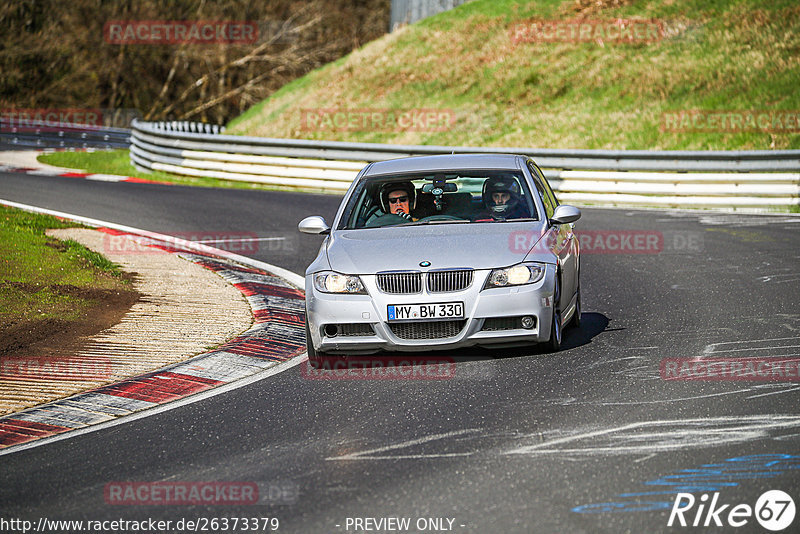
[543,277,562,352]
[305,320,326,369]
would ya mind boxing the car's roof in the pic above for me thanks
[363,154,524,176]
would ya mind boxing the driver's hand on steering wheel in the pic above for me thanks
[395,211,412,220]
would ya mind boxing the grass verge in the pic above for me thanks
[228,0,800,151]
[0,205,136,355]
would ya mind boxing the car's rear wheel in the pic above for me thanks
[544,277,562,352]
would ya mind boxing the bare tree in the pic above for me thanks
[0,0,390,125]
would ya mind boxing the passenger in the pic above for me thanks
[475,176,529,221]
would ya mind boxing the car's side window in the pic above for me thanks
[528,161,560,209]
[528,162,555,220]
[533,162,560,208]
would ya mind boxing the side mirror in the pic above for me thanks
[550,205,581,225]
[298,216,330,235]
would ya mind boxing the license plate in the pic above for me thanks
[387,302,464,321]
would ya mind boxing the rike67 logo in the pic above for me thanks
[668,490,795,530]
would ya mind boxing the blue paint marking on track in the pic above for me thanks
[572,454,800,513]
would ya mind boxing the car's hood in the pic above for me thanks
[326,222,551,274]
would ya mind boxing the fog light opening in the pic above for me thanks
[521,316,535,329]
[324,324,338,337]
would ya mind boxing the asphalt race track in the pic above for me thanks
[2,169,800,533]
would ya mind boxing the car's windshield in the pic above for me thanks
[338,170,538,230]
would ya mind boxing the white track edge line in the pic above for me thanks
[0,356,306,457]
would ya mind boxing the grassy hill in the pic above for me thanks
[227,0,800,150]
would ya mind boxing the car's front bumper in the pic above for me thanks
[305,267,557,354]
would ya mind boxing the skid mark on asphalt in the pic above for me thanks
[702,336,800,358]
[759,273,800,283]
[327,429,482,461]
[586,356,647,369]
[503,417,800,457]
[575,336,800,404]
[746,384,800,399]
[700,314,800,335]
[598,390,754,405]
[326,416,800,462]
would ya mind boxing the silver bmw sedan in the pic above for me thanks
[298,154,581,367]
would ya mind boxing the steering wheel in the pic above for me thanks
[364,213,412,228]
[419,214,463,222]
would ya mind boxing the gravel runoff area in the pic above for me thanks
[0,228,253,415]
[0,150,76,172]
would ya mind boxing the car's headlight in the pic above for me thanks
[484,263,546,289]
[313,271,367,294]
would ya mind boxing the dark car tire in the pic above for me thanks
[305,320,326,369]
[570,283,581,329]
[544,277,562,353]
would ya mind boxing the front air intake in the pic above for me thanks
[388,320,466,340]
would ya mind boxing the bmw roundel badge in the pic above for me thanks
[419,261,431,267]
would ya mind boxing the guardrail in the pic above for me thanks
[131,119,800,209]
[0,118,131,149]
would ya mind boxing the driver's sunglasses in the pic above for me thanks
[388,196,409,204]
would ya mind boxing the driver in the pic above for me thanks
[380,181,418,221]
[476,176,528,220]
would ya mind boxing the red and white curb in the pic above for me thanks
[0,164,169,185]
[0,200,307,454]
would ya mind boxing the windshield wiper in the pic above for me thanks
[399,219,471,226]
